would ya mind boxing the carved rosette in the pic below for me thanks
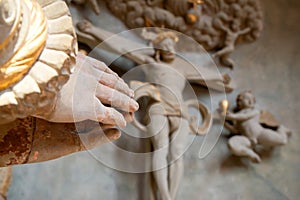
[0,0,78,124]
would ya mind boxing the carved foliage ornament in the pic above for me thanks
[105,0,263,56]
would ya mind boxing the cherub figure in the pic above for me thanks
[220,91,292,163]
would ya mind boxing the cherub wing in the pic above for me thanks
[259,110,279,128]
[171,52,233,92]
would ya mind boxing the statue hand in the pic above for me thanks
[37,53,139,127]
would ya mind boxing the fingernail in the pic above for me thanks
[131,100,139,111]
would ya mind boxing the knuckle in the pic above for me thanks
[108,74,118,86]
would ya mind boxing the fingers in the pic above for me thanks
[79,127,121,151]
[96,106,126,127]
[103,128,121,141]
[87,65,134,97]
[77,53,118,76]
[76,53,113,74]
[100,124,115,129]
[99,72,134,97]
[75,53,139,127]
[96,83,139,113]
[76,54,133,96]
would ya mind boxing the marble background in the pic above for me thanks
[8,0,300,199]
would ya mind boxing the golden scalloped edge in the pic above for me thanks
[0,0,77,124]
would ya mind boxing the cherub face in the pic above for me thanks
[156,38,176,62]
[237,92,255,109]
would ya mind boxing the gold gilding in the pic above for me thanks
[220,100,229,113]
[0,0,48,91]
[186,13,198,24]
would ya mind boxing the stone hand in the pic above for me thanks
[39,53,139,127]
